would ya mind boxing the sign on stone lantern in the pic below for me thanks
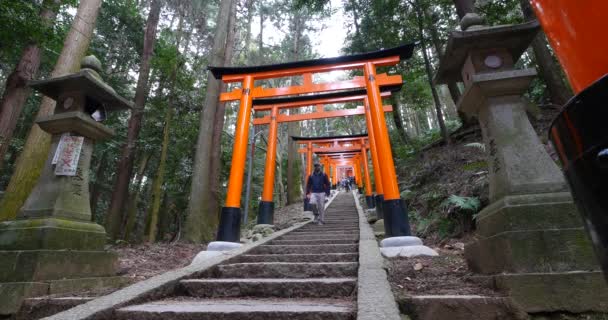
[435,15,608,313]
[0,56,132,315]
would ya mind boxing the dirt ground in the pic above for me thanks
[111,242,207,282]
[387,239,501,297]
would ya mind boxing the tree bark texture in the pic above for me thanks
[0,0,60,172]
[519,0,572,106]
[415,1,451,145]
[0,0,102,221]
[184,0,234,243]
[124,152,152,242]
[106,0,162,239]
[208,0,238,227]
[286,14,302,205]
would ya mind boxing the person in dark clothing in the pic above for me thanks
[306,163,331,224]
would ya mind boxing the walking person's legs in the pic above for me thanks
[310,193,319,222]
[318,192,326,224]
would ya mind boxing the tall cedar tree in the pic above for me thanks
[184,0,235,243]
[105,0,162,240]
[0,0,60,172]
[0,0,102,221]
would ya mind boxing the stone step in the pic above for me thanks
[19,297,95,320]
[270,239,357,245]
[278,235,359,241]
[295,227,359,232]
[216,262,358,278]
[181,277,357,298]
[250,244,358,254]
[116,298,355,320]
[233,253,359,263]
[284,233,358,238]
[400,295,528,320]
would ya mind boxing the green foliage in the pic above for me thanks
[441,195,481,214]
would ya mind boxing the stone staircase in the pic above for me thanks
[114,193,360,320]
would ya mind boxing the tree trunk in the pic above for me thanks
[0,0,102,222]
[184,0,234,243]
[147,12,188,243]
[391,95,410,143]
[519,0,572,106]
[415,1,451,145]
[147,105,171,242]
[106,0,162,239]
[208,0,238,228]
[286,14,302,205]
[427,9,469,126]
[0,0,60,171]
[123,152,152,242]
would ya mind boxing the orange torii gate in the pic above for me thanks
[208,44,415,242]
[294,134,376,209]
[252,93,395,224]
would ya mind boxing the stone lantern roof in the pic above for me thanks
[434,20,540,84]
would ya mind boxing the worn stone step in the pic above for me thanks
[295,227,359,232]
[181,277,357,298]
[290,231,359,236]
[399,295,528,320]
[270,239,357,245]
[233,253,359,263]
[250,244,358,254]
[116,298,355,320]
[217,262,358,278]
[278,235,359,241]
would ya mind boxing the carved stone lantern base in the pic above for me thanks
[435,21,608,313]
[0,59,133,315]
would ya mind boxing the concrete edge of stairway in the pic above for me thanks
[352,190,402,320]
[40,203,331,320]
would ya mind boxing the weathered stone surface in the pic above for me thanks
[217,262,358,279]
[18,296,95,320]
[233,253,359,263]
[207,241,243,252]
[0,218,106,250]
[465,228,598,274]
[182,278,356,298]
[475,192,584,237]
[0,282,48,315]
[251,244,358,255]
[353,192,402,320]
[191,251,228,265]
[271,239,356,245]
[380,236,423,248]
[380,246,439,259]
[116,298,355,320]
[0,250,118,282]
[399,295,528,320]
[493,272,608,313]
[48,276,130,295]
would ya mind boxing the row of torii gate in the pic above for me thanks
[209,44,415,242]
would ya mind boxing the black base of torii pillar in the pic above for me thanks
[257,201,274,225]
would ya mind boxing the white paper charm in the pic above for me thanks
[54,135,84,176]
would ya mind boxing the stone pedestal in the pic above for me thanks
[435,20,608,313]
[0,57,132,315]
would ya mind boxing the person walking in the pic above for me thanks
[306,163,331,224]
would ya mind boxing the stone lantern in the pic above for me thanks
[0,56,132,315]
[435,16,608,313]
